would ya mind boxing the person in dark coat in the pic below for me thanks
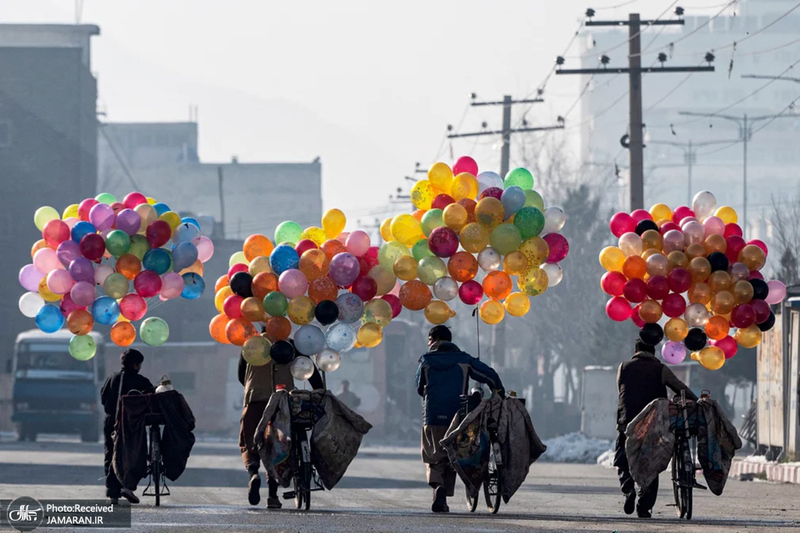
[336,380,361,410]
[415,325,505,513]
[100,349,155,504]
[615,339,698,518]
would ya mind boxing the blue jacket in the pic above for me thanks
[415,342,505,426]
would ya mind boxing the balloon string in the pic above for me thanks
[472,305,481,361]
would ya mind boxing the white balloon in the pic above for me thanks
[477,171,503,194]
[684,303,710,328]
[433,276,459,301]
[316,349,341,373]
[478,247,502,272]
[618,232,643,257]
[94,264,114,286]
[692,191,717,220]
[18,292,45,318]
[294,324,326,356]
[541,263,563,287]
[542,207,566,235]
[290,356,316,381]
[326,323,356,353]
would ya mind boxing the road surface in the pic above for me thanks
[1,436,799,532]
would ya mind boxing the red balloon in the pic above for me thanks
[631,303,645,327]
[749,270,764,281]
[432,194,455,210]
[712,336,738,359]
[543,233,569,263]
[223,294,244,319]
[662,293,687,318]
[351,276,378,302]
[358,247,380,277]
[60,292,84,316]
[123,192,148,210]
[606,296,632,322]
[724,223,743,238]
[751,299,770,324]
[43,219,71,248]
[730,304,756,328]
[601,271,627,296]
[295,239,318,256]
[479,187,504,201]
[659,221,681,235]
[119,293,148,321]
[453,156,478,176]
[78,198,98,221]
[747,239,768,257]
[646,275,670,300]
[381,294,402,318]
[133,270,162,298]
[428,227,459,258]
[672,206,695,224]
[110,202,125,216]
[623,279,648,303]
[631,209,653,224]
[667,268,692,294]
[609,212,636,238]
[228,263,249,279]
[79,233,105,261]
[146,220,172,248]
[459,280,484,305]
[725,235,745,264]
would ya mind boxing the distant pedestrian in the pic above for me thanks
[336,380,361,410]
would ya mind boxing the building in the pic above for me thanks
[0,24,99,431]
[578,0,800,240]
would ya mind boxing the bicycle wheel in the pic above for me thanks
[672,450,683,518]
[466,486,478,512]
[681,445,693,520]
[293,431,311,511]
[301,461,312,511]
[483,442,502,514]
[151,427,161,507]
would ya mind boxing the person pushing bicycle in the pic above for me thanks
[415,325,505,513]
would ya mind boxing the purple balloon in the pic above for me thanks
[56,240,82,269]
[70,281,96,307]
[116,208,142,236]
[661,341,686,365]
[19,264,45,292]
[69,257,96,284]
[89,203,116,232]
[328,252,360,287]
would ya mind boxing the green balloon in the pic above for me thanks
[524,190,545,211]
[95,192,117,205]
[514,207,545,239]
[504,167,534,190]
[421,209,444,237]
[417,256,447,285]
[129,234,151,261]
[103,273,129,299]
[412,239,434,261]
[274,221,303,246]
[490,223,523,255]
[140,317,170,347]
[105,230,131,257]
[263,291,288,316]
[69,334,96,361]
[377,241,411,271]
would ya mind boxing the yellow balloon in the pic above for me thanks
[504,292,530,317]
[249,256,273,277]
[38,277,61,302]
[649,203,673,222]
[479,299,505,325]
[424,300,456,325]
[242,335,272,366]
[229,251,249,267]
[34,206,59,231]
[393,255,419,281]
[62,204,79,220]
[380,217,394,242]
[391,214,422,246]
[288,295,316,325]
[698,346,725,371]
[215,286,234,314]
[519,236,549,267]
[368,265,397,296]
[428,162,453,194]
[451,173,479,201]
[519,267,548,297]
[475,197,505,228]
[322,209,346,239]
[159,211,182,231]
[443,203,469,232]
[459,223,489,253]
[714,206,738,224]
[599,246,626,272]
[357,323,383,348]
[300,226,327,246]
[734,324,762,349]
[503,251,529,276]
[363,298,393,327]
[411,180,437,210]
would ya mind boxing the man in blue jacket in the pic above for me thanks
[415,325,505,513]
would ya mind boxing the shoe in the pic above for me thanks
[120,488,140,504]
[623,491,636,515]
[431,486,449,513]
[248,473,261,506]
[266,497,282,509]
[636,507,652,519]
[108,497,119,505]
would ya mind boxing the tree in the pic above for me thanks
[770,191,800,285]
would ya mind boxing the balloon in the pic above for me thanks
[240,296,266,322]
[64,308,93,335]
[284,295,313,325]
[522,190,544,212]
[294,324,326,356]
[34,206,60,231]
[411,239,434,262]
[195,235,215,264]
[91,296,119,325]
[379,218,394,242]
[399,280,433,310]
[342,230,369,257]
[667,268,692,293]
[78,234,105,262]
[314,300,339,325]
[641,230,662,252]
[500,186,526,217]
[432,194,455,210]
[685,328,708,351]
[487,224,521,256]
[106,321,136,347]
[65,257,92,285]
[600,271,626,297]
[452,156,477,177]
[328,253,359,287]
[750,279,769,301]
[519,236,549,268]
[623,279,648,303]
[19,292,45,318]
[55,240,81,269]
[480,187,504,201]
[241,335,272,367]
[543,233,569,263]
[390,214,422,245]
[172,242,199,272]
[617,232,642,258]
[309,276,338,303]
[62,203,80,220]
[608,212,633,239]
[690,191,716,220]
[224,271,251,299]
[298,249,330,282]
[428,227,459,258]
[378,241,411,271]
[758,312,776,332]
[336,292,364,323]
[134,204,158,234]
[381,294,402,318]
[477,247,502,272]
[133,270,162,298]
[427,276,457,302]
[94,264,114,286]
[730,304,756,329]
[393,255,419,281]
[476,299,503,325]
[66,334,96,361]
[299,226,326,247]
[263,291,288,317]
[443,203,469,232]
[703,315,729,341]
[142,248,171,275]
[710,290,735,315]
[76,198,98,222]
[87,203,114,232]
[128,235,151,261]
[363,298,393,327]
[455,223,486,254]
[19,264,46,293]
[698,346,725,371]
[622,256,647,280]
[316,348,342,372]
[322,208,347,239]
[714,206,738,224]
[42,219,70,249]
[69,280,95,308]
[249,256,273,278]
[687,282,712,305]
[643,254,668,278]
[179,272,205,300]
[417,256,447,285]
[606,296,632,321]
[542,207,566,236]
[513,207,545,239]
[665,318,689,342]
[269,244,300,275]
[275,269,306,299]
[519,267,548,297]
[732,280,755,305]
[638,299,663,324]
[661,341,686,364]
[259,317,288,344]
[34,304,64,333]
[766,280,787,305]
[352,276,378,301]
[357,323,383,348]
[224,318,256,347]
[118,293,147,321]
[445,252,475,282]
[475,197,505,228]
[684,302,711,328]
[503,251,528,276]
[737,245,765,271]
[451,172,479,201]
[504,167,533,189]
[639,323,664,346]
[483,271,513,300]
[708,270,733,293]
[477,171,503,194]
[112,255,139,281]
[661,229,684,254]
[599,246,626,272]
[46,269,74,295]
[712,336,738,359]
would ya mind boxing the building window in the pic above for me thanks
[169,372,196,391]
[0,119,11,148]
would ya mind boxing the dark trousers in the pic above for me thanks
[421,425,456,496]
[103,416,122,498]
[614,430,658,511]
[239,401,279,497]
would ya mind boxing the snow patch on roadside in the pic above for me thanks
[540,432,613,464]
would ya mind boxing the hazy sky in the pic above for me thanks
[4,0,694,222]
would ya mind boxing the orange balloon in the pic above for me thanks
[641,230,662,251]
[638,299,663,323]
[226,318,257,346]
[299,249,330,282]
[209,314,230,344]
[179,259,204,277]
[710,291,735,315]
[110,321,136,347]
[457,198,477,224]
[264,316,291,343]
[252,272,279,300]
[503,251,528,276]
[704,234,727,255]
[705,315,730,341]
[733,280,754,304]
[688,256,711,282]
[243,234,274,262]
[215,275,229,292]
[622,255,647,280]
[321,239,347,262]
[688,282,712,305]
[684,243,706,261]
[482,271,512,301]
[241,296,267,322]
[738,245,766,271]
[667,251,689,270]
[412,209,426,222]
[708,271,732,293]
[447,251,479,282]
[116,254,142,280]
[308,276,338,304]
[398,280,432,311]
[31,239,48,258]
[67,309,94,335]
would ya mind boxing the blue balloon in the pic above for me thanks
[152,203,171,216]
[501,186,526,218]
[181,217,201,229]
[71,221,97,243]
[181,273,205,299]
[35,304,65,333]
[143,248,172,275]
[91,296,119,325]
[270,244,300,275]
[172,242,198,271]
[175,223,200,244]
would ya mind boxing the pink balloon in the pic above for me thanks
[47,269,74,295]
[389,280,401,297]
[381,294,402,318]
[337,232,350,245]
[70,281,96,307]
[228,263,249,278]
[661,341,686,364]
[631,303,645,327]
[712,336,738,359]
[278,268,309,299]
[160,273,184,300]
[659,221,680,235]
[89,203,116,232]
[295,239,318,256]
[346,231,371,257]
[672,206,695,224]
[328,253,360,287]
[134,270,162,298]
[115,209,141,235]
[682,221,705,246]
[123,192,147,210]
[724,223,743,238]
[662,229,686,254]
[702,216,725,237]
[223,294,244,319]
[543,233,569,263]
[609,212,636,238]
[601,271,627,296]
[120,293,148,321]
[78,198,98,221]
[19,264,46,292]
[453,156,478,177]
[196,235,215,263]
[766,280,787,305]
[729,262,750,282]
[34,248,64,274]
[94,264,114,286]
[64,217,79,230]
[606,296,632,322]
[459,280,484,305]
[428,227,459,258]
[631,209,653,224]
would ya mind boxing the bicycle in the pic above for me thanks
[459,389,504,515]
[283,391,325,511]
[671,389,707,520]
[142,412,169,507]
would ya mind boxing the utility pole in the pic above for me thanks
[555,10,715,210]
[217,166,226,239]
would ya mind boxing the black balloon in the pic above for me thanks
[270,340,295,365]
[315,300,339,325]
[230,271,254,298]
[685,328,708,351]
[757,311,776,332]
[635,219,659,236]
[639,323,664,346]
[749,279,769,301]
[707,252,729,273]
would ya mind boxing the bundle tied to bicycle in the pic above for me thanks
[208,156,569,378]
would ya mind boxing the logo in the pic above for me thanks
[6,497,43,532]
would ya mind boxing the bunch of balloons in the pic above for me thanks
[600,191,786,371]
[19,192,213,360]
[210,156,568,372]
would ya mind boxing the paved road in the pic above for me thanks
[1,437,799,532]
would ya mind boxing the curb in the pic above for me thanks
[731,460,800,483]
